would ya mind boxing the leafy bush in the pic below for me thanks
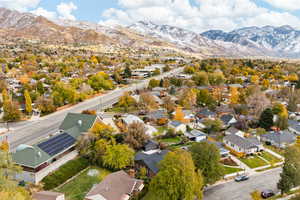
[42,157,89,190]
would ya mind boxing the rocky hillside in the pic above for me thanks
[201,25,300,57]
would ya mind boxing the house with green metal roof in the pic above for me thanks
[13,113,100,184]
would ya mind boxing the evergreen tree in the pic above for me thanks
[259,108,274,130]
[124,66,132,78]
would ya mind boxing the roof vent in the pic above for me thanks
[37,151,42,158]
[78,120,82,126]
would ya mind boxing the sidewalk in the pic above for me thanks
[265,148,284,160]
[230,155,255,175]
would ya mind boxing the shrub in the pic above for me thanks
[42,157,89,190]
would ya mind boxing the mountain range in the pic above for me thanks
[1,7,300,58]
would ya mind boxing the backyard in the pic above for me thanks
[239,155,269,169]
[55,166,111,200]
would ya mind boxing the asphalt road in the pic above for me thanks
[204,168,282,200]
[8,68,183,151]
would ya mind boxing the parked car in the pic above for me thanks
[234,175,249,182]
[261,190,275,198]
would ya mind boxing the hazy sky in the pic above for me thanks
[2,0,300,32]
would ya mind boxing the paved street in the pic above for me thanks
[8,68,183,151]
[204,168,281,200]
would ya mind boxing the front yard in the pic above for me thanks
[259,151,282,164]
[160,136,182,144]
[55,166,111,200]
[223,166,243,175]
[239,155,268,169]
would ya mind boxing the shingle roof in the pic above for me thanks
[85,170,143,200]
[147,110,168,120]
[226,127,241,134]
[289,120,300,132]
[185,130,207,138]
[135,150,169,174]
[197,109,215,117]
[261,131,296,144]
[224,135,260,150]
[220,114,235,125]
[122,114,143,125]
[32,191,64,200]
[169,120,183,127]
[59,113,97,132]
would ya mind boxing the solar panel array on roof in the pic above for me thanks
[37,133,76,156]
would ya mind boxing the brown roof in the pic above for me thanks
[32,191,64,200]
[85,170,143,200]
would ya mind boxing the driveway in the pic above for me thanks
[204,167,281,200]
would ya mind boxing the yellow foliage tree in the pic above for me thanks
[251,75,260,85]
[229,87,239,104]
[173,107,185,123]
[251,190,262,200]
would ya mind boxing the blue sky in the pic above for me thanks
[2,0,300,32]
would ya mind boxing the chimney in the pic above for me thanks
[78,120,82,127]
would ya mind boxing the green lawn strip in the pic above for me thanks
[56,166,111,200]
[239,156,269,169]
[264,145,285,156]
[223,166,243,175]
[259,152,282,164]
[160,136,181,144]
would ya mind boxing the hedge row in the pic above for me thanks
[42,157,89,190]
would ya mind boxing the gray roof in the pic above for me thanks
[144,140,159,151]
[185,130,207,138]
[289,120,300,132]
[197,109,215,117]
[261,131,296,144]
[147,110,168,120]
[226,127,241,134]
[224,135,260,150]
[135,150,169,174]
[169,120,183,127]
[220,114,235,125]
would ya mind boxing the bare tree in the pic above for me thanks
[246,87,271,117]
[125,122,149,150]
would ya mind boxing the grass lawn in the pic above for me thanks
[264,145,285,156]
[157,126,168,134]
[259,151,282,164]
[239,156,268,169]
[223,166,243,175]
[160,136,181,144]
[55,166,111,200]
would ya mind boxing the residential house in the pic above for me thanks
[208,141,230,157]
[85,171,144,200]
[215,104,234,116]
[168,121,186,133]
[196,109,216,119]
[143,140,160,152]
[135,150,169,177]
[225,127,245,137]
[261,130,296,148]
[223,134,263,155]
[122,114,144,126]
[145,124,158,137]
[184,129,207,142]
[13,113,100,184]
[147,109,168,124]
[32,191,65,200]
[288,120,300,135]
[220,114,237,128]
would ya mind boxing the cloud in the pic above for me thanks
[31,7,57,20]
[56,2,77,20]
[100,0,300,32]
[0,0,40,11]
[262,0,300,11]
